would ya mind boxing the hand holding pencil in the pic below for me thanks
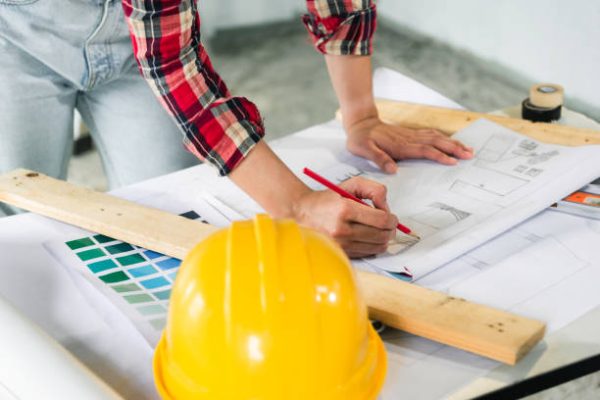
[290,168,418,259]
[304,168,420,240]
[228,141,403,259]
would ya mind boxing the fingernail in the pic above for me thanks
[448,157,458,165]
[384,162,397,173]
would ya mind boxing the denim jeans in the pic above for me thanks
[0,0,198,214]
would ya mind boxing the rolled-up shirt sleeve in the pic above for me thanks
[122,0,264,176]
[302,0,377,55]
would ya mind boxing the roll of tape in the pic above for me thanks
[522,99,561,122]
[529,83,564,108]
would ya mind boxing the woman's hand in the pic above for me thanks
[291,176,398,258]
[345,116,474,173]
[230,140,398,258]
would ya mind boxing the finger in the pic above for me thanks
[416,129,474,157]
[348,140,397,174]
[348,222,395,244]
[338,239,389,258]
[427,137,474,160]
[399,143,459,165]
[341,200,398,230]
[455,139,474,155]
[339,176,390,212]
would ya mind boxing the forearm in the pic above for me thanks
[229,141,311,219]
[325,54,378,129]
[122,0,264,176]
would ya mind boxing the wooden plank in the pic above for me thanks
[359,273,544,365]
[0,169,219,257]
[341,100,600,146]
[0,169,545,365]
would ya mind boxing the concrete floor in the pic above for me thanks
[66,20,599,399]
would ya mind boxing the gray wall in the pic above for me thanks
[378,0,600,118]
[197,1,599,118]
[199,1,301,37]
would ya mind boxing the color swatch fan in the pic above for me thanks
[44,196,242,345]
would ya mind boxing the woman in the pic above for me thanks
[0,0,472,257]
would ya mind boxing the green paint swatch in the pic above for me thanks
[153,290,171,300]
[137,304,166,316]
[105,242,134,255]
[77,248,105,261]
[94,234,115,244]
[88,259,118,274]
[112,283,142,293]
[149,318,167,330]
[116,253,145,266]
[124,293,153,304]
[66,237,94,250]
[99,271,129,284]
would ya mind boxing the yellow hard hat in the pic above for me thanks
[153,214,386,400]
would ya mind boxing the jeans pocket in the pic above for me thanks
[0,0,40,4]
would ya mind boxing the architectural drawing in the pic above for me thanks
[409,202,471,231]
[332,119,600,278]
[476,134,515,162]
[386,202,471,255]
[449,174,529,199]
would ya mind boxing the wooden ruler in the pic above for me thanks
[0,169,545,365]
[339,100,600,146]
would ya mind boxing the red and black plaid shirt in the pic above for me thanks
[122,0,377,175]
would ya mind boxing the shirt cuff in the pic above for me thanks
[302,4,377,56]
[183,96,265,176]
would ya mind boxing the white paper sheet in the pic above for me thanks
[311,119,600,279]
[379,209,600,400]
[0,213,158,399]
[419,210,600,333]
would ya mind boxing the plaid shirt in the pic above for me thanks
[122,0,377,175]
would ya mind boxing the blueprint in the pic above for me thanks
[374,208,600,400]
[313,119,600,279]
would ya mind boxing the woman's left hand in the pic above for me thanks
[345,116,474,173]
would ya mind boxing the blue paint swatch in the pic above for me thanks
[143,250,164,260]
[128,265,157,278]
[156,258,181,270]
[140,276,170,289]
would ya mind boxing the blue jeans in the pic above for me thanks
[0,0,198,214]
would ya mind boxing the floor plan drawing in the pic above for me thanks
[476,134,515,162]
[474,135,561,181]
[311,119,600,279]
[449,173,529,200]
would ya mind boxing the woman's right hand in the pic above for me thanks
[291,176,398,258]
[229,141,398,258]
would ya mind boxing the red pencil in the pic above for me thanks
[303,167,420,240]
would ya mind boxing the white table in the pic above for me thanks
[1,68,599,399]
